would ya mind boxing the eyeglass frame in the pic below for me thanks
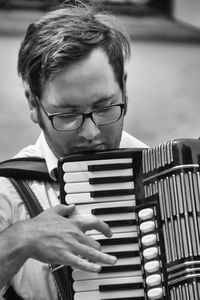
[34,96,126,131]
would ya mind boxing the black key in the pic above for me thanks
[100,264,141,273]
[92,206,135,215]
[106,250,140,258]
[91,189,134,198]
[89,176,133,185]
[99,282,143,292]
[102,297,145,300]
[105,220,136,227]
[88,163,133,172]
[98,237,138,246]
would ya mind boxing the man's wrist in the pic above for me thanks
[0,221,30,264]
[0,221,30,289]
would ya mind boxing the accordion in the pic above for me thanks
[58,138,200,300]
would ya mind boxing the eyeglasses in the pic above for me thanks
[35,96,125,131]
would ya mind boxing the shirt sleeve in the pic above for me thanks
[0,177,28,231]
[0,177,29,296]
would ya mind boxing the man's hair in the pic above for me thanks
[18,1,131,98]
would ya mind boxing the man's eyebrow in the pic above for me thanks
[92,95,116,106]
[51,103,78,109]
[91,94,121,108]
[51,95,117,109]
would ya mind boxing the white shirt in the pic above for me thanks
[0,131,147,300]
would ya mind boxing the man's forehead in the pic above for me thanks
[41,48,121,107]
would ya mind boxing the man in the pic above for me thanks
[0,1,147,299]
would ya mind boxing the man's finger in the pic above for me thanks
[77,234,101,251]
[51,204,75,217]
[91,218,112,238]
[66,253,102,273]
[78,215,113,237]
[73,242,117,265]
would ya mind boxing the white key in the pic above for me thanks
[62,158,133,172]
[63,169,133,182]
[93,231,138,241]
[75,200,135,213]
[102,243,139,253]
[72,269,142,280]
[73,275,143,292]
[101,256,141,266]
[101,242,139,253]
[74,288,145,300]
[64,181,134,193]
[65,193,135,204]
[91,212,136,222]
[87,225,137,235]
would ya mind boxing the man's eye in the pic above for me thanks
[59,114,79,120]
[98,106,113,113]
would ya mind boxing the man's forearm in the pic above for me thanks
[0,222,27,289]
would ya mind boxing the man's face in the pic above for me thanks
[37,48,125,158]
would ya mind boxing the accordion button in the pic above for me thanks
[147,287,163,299]
[141,234,157,247]
[144,260,159,273]
[146,274,161,287]
[143,247,158,260]
[140,221,155,234]
[138,208,154,221]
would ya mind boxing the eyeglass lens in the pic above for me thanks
[52,105,122,130]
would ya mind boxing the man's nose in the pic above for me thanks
[78,116,100,140]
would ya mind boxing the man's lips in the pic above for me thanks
[74,144,105,152]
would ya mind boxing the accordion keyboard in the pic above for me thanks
[58,149,164,300]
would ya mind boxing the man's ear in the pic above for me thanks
[25,86,39,124]
[123,73,128,115]
[124,95,128,115]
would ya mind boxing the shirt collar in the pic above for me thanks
[38,132,58,181]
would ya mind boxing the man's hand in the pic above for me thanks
[21,204,117,272]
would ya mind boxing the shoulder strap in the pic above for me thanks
[9,178,44,217]
[0,157,51,181]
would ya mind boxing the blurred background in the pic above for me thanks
[0,0,200,160]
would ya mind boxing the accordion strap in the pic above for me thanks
[0,157,50,181]
[0,158,69,300]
